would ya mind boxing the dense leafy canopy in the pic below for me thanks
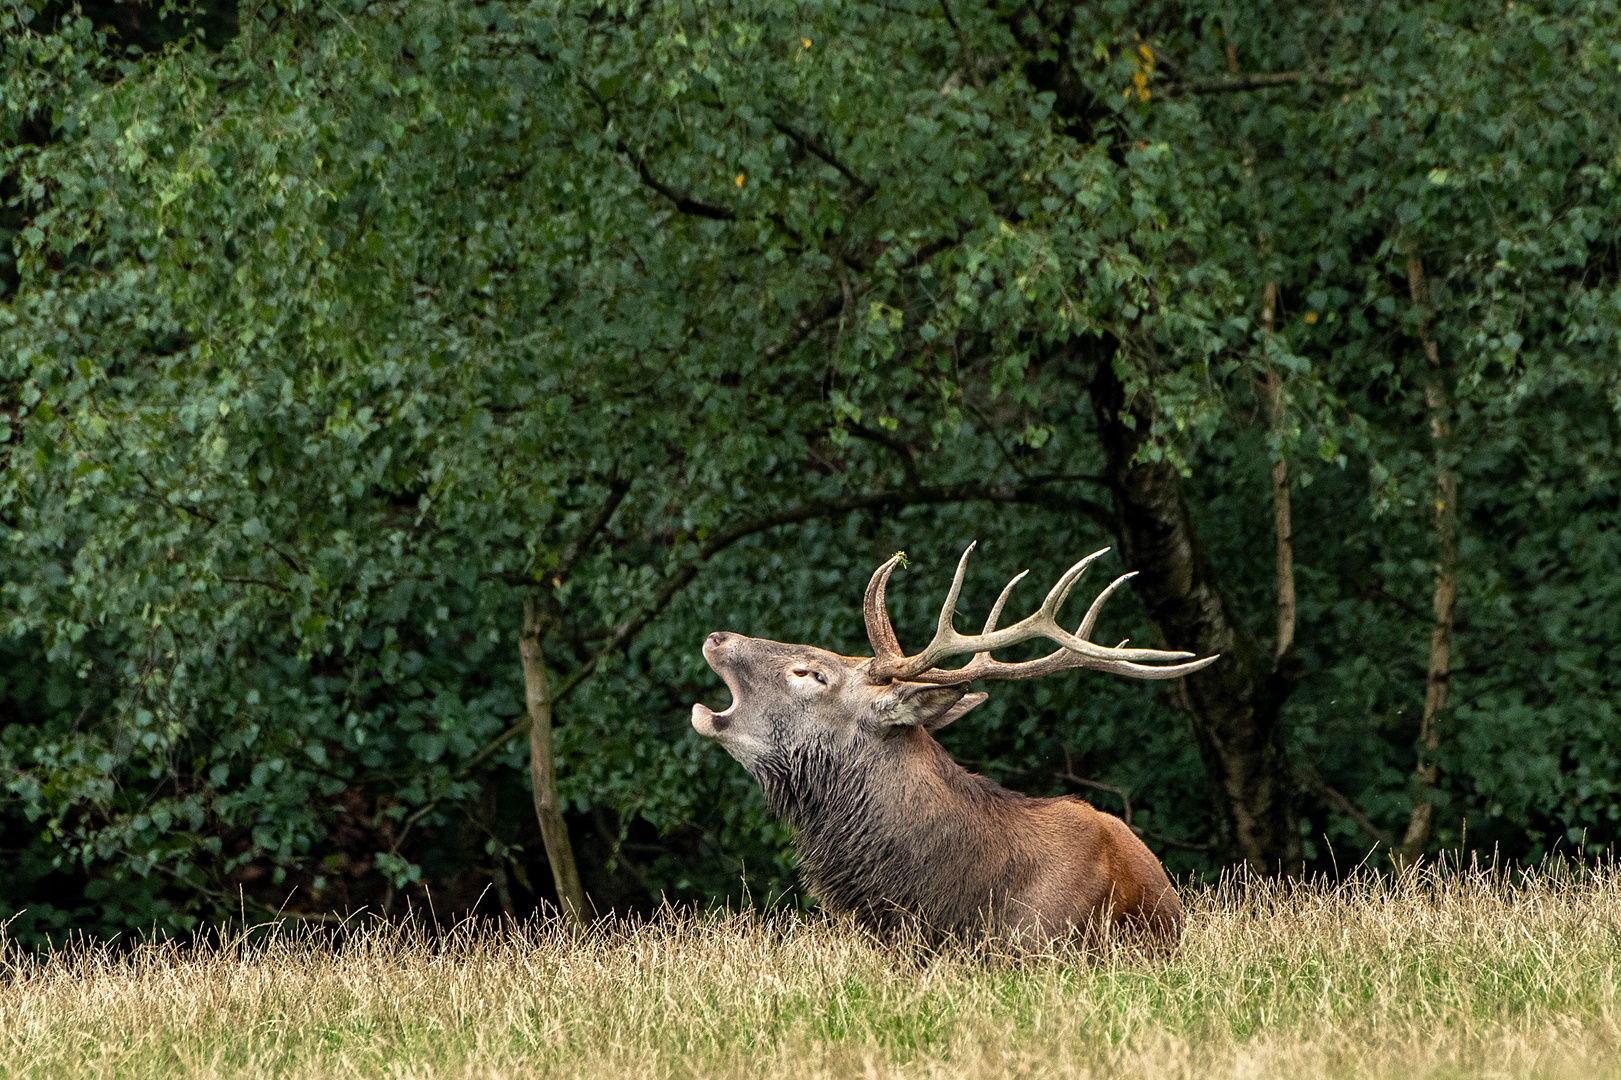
[2,0,1618,943]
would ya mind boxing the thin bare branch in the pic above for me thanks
[764,231,961,363]
[846,424,920,487]
[577,74,736,221]
[770,117,873,198]
[1300,764,1394,847]
[1060,756,1133,826]
[1162,71,1360,95]
[551,472,632,585]
[627,152,735,220]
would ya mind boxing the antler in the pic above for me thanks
[862,543,1219,685]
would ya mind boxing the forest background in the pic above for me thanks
[1,0,1617,945]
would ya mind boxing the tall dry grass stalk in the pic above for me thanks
[3,864,1619,1079]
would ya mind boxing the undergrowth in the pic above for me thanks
[2,864,1618,1079]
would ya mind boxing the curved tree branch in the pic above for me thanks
[769,116,874,200]
[1162,72,1360,96]
[1299,764,1393,848]
[454,475,1109,780]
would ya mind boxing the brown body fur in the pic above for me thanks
[791,726,1181,943]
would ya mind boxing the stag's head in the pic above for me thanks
[690,635,976,770]
[690,544,1217,776]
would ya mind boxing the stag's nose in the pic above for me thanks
[704,632,730,651]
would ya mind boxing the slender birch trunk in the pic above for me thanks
[519,595,588,919]
[1224,22,1296,660]
[1397,250,1456,867]
[1259,281,1297,658]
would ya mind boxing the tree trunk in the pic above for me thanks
[1396,251,1456,867]
[1089,351,1302,873]
[519,595,588,919]
[1222,15,1295,662]
[1257,281,1297,659]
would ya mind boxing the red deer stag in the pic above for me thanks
[690,544,1216,945]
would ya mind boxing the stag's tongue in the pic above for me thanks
[691,701,732,734]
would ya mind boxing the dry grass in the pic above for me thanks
[3,865,1620,1079]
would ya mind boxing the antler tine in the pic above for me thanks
[863,554,906,663]
[881,542,983,679]
[1041,621,1196,663]
[934,542,979,641]
[981,570,1029,636]
[1021,549,1194,663]
[1037,548,1114,622]
[909,650,1218,685]
[961,570,1031,673]
[1076,572,1136,642]
[1072,654,1219,679]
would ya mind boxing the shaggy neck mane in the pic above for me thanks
[749,727,1023,927]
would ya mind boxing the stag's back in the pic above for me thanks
[1009,795,1184,942]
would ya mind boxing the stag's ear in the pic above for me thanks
[877,684,987,731]
[927,691,988,730]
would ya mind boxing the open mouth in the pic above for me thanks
[690,636,741,735]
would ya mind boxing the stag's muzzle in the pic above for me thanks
[692,632,740,735]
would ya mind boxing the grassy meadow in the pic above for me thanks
[3,865,1619,1080]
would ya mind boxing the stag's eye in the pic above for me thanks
[791,667,827,686]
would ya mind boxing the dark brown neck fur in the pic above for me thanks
[752,725,1043,935]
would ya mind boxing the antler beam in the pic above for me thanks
[862,543,1219,685]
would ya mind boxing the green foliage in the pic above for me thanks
[1,0,1618,941]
